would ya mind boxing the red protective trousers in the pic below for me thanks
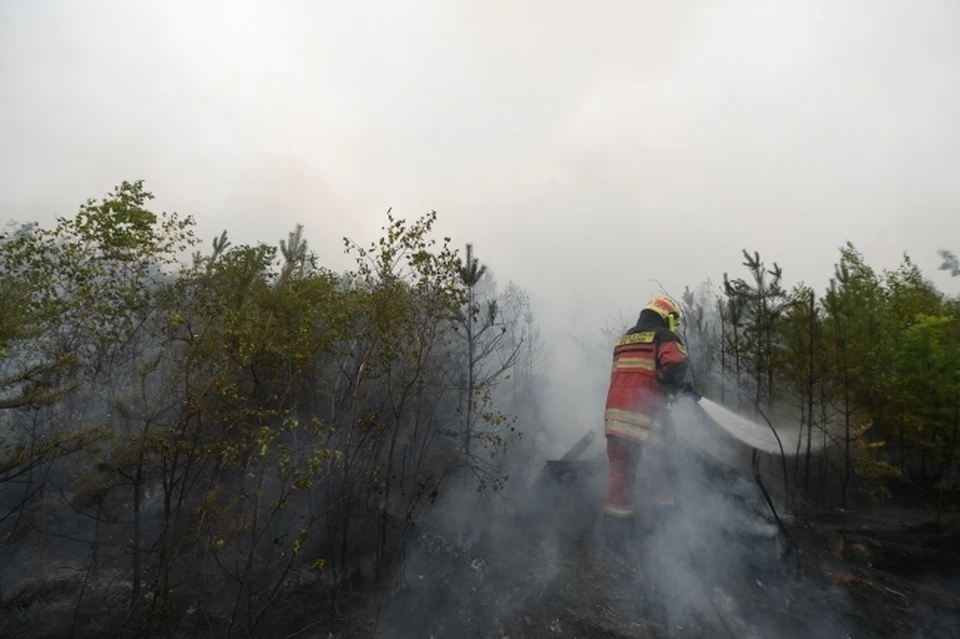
[604,435,674,518]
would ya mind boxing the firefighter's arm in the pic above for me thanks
[656,336,689,391]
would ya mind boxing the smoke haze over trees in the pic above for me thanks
[680,247,960,511]
[1,182,958,638]
[0,182,547,636]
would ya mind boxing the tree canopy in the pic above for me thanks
[0,181,955,637]
[683,243,960,509]
[0,182,542,637]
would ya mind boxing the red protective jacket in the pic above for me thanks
[603,314,688,446]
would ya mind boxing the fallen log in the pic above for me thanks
[560,430,597,461]
[541,459,606,484]
[539,430,604,484]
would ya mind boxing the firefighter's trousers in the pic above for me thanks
[603,435,675,519]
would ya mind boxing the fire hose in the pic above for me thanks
[661,385,799,637]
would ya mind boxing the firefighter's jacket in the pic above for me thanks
[603,315,688,446]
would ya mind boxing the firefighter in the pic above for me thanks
[602,295,689,543]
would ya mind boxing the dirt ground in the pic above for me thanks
[4,457,958,639]
[266,500,960,639]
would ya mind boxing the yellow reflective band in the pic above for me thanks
[612,357,655,371]
[617,332,655,346]
[604,409,664,446]
[605,421,658,442]
[604,408,655,428]
[603,503,635,518]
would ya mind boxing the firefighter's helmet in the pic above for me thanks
[644,295,681,332]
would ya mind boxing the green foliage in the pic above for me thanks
[723,250,788,413]
[0,182,535,636]
[704,242,960,505]
[893,313,959,471]
[2,181,198,374]
[851,420,904,501]
[0,283,78,408]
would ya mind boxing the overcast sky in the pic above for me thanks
[2,1,958,351]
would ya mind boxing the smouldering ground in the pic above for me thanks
[277,501,960,639]
[4,466,957,638]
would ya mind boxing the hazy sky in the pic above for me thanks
[2,0,958,341]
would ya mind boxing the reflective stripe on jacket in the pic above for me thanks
[603,319,688,445]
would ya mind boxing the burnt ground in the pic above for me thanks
[262,510,960,639]
[3,455,958,639]
[263,459,960,639]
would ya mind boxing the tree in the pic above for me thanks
[777,284,827,494]
[679,281,719,397]
[0,181,193,576]
[883,254,946,472]
[718,290,746,410]
[939,249,959,277]
[823,245,880,506]
[893,313,959,487]
[0,183,539,638]
[697,243,960,508]
[723,250,787,416]
[456,243,487,454]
